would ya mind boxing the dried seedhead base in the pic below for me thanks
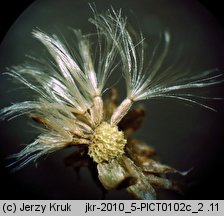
[65,88,185,199]
[88,122,126,163]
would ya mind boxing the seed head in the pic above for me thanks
[0,5,223,199]
[88,122,126,163]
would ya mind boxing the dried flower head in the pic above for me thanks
[1,6,223,199]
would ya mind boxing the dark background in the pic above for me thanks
[1,0,223,42]
[0,0,224,200]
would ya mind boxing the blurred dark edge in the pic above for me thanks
[0,0,224,200]
[0,0,224,44]
[0,0,36,200]
[0,0,35,42]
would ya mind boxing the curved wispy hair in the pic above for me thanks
[0,7,223,171]
[91,8,223,114]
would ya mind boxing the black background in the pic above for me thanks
[0,0,224,200]
[1,0,224,49]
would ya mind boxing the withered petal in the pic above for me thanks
[116,177,138,190]
[141,159,178,174]
[119,107,145,137]
[119,155,157,200]
[126,139,156,157]
[97,155,156,199]
[146,174,182,193]
[126,139,156,166]
[125,139,183,175]
[97,157,131,190]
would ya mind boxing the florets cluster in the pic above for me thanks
[88,122,126,163]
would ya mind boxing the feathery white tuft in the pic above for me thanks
[91,8,224,124]
[91,9,224,103]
